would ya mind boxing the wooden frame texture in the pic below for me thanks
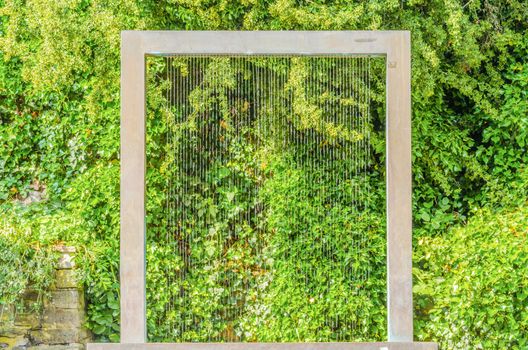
[88,31,436,350]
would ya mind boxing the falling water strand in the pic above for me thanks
[165,56,171,337]
[350,56,356,289]
[360,57,368,289]
[169,56,174,339]
[337,57,344,341]
[367,57,372,282]
[364,56,369,284]
[364,57,369,285]
[342,57,348,339]
[155,55,380,342]
[175,55,181,338]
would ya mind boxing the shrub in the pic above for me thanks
[415,204,528,349]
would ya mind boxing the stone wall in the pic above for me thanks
[0,246,91,350]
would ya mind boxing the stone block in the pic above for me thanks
[54,270,77,289]
[0,335,30,349]
[12,336,29,349]
[44,290,84,310]
[54,245,76,270]
[41,308,83,328]
[0,336,21,349]
[57,253,75,270]
[28,344,84,350]
[0,325,31,338]
[29,327,90,345]
[1,245,91,348]
[13,312,40,329]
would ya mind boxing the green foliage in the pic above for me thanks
[77,240,120,341]
[0,0,527,347]
[62,163,121,341]
[0,209,57,310]
[143,56,387,341]
[414,204,528,349]
[244,155,387,341]
[476,62,528,207]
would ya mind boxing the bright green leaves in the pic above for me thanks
[251,153,387,341]
[475,62,528,207]
[0,214,56,308]
[188,58,236,124]
[88,287,120,340]
[143,55,387,341]
[286,57,370,143]
[286,57,321,130]
[414,206,528,348]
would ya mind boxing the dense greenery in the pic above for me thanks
[0,211,57,310]
[144,56,387,341]
[415,204,528,349]
[0,0,527,348]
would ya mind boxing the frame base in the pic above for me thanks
[88,342,438,350]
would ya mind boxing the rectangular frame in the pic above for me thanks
[89,31,435,350]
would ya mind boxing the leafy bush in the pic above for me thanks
[0,209,57,311]
[414,203,528,349]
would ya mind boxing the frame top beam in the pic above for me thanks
[122,30,408,56]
